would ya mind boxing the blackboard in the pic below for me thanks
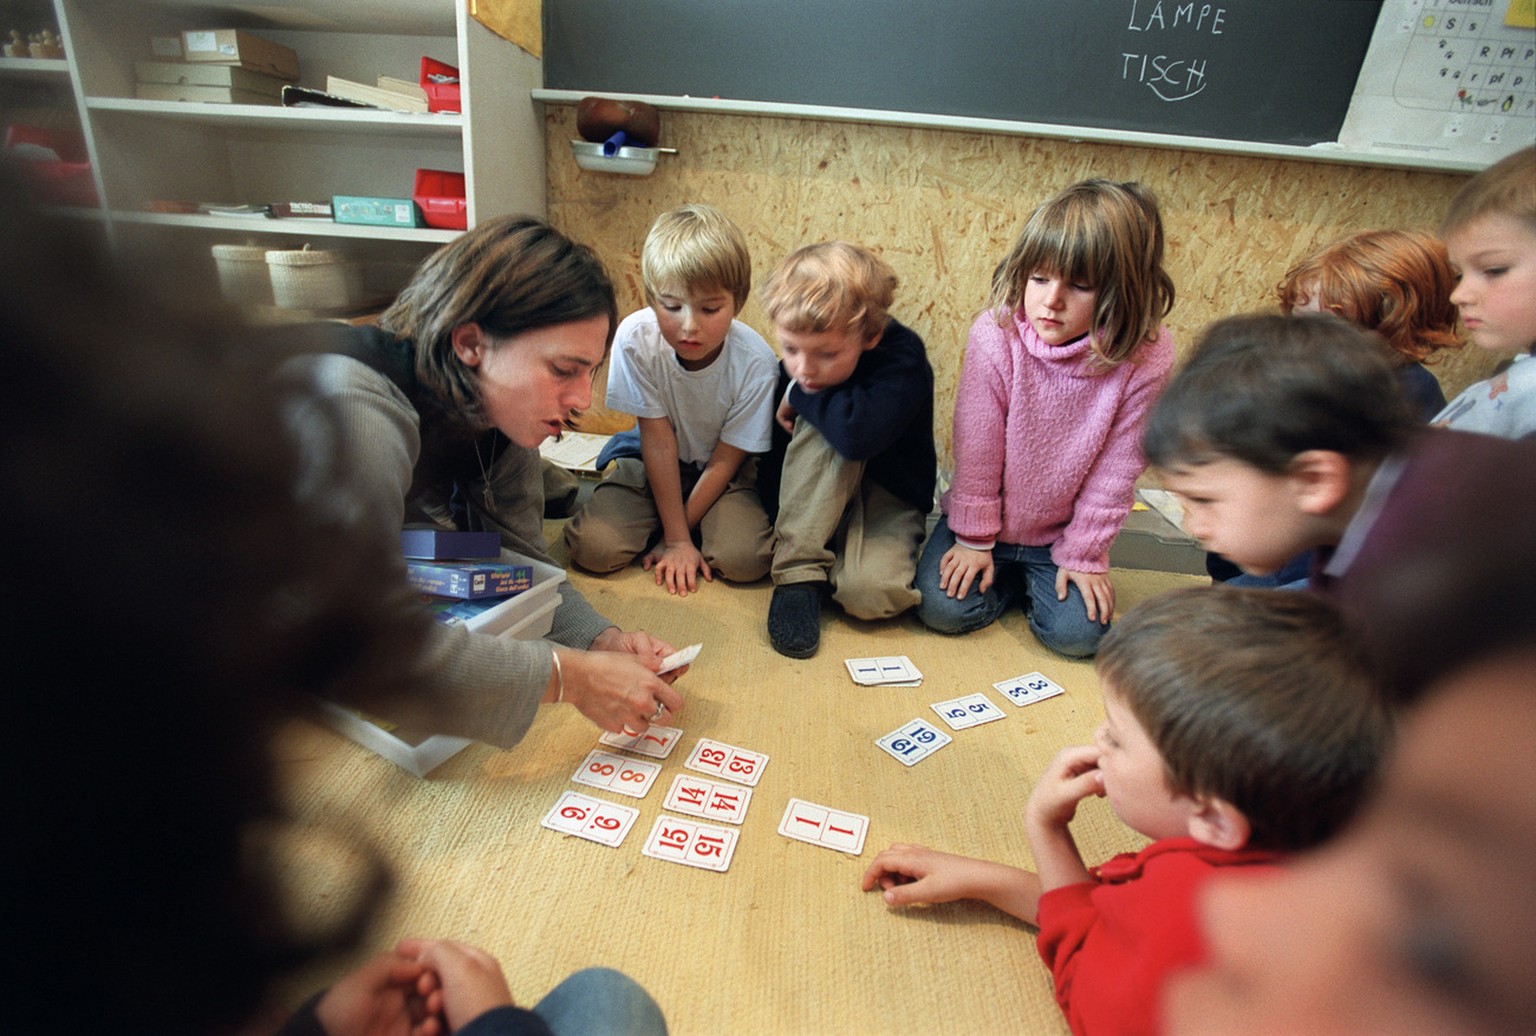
[544,0,1383,147]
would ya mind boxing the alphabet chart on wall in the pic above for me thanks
[1339,0,1536,165]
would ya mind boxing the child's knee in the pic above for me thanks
[563,521,633,574]
[916,589,991,635]
[1029,607,1109,659]
[707,546,771,583]
[835,571,919,621]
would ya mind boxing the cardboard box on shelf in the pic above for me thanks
[135,60,286,98]
[135,83,280,105]
[180,29,299,81]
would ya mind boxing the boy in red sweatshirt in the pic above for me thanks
[862,585,1389,1036]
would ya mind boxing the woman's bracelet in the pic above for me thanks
[551,649,565,703]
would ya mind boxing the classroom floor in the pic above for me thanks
[272,532,1203,1035]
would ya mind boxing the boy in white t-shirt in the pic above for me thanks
[565,204,778,595]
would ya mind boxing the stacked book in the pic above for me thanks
[402,529,533,628]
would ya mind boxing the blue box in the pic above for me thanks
[400,529,500,560]
[405,560,532,600]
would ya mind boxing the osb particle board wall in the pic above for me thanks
[543,105,1496,468]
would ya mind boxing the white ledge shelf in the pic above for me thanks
[108,210,459,242]
[533,88,1487,175]
[85,96,463,136]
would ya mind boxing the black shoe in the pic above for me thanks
[768,583,822,658]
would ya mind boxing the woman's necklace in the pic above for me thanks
[474,435,497,511]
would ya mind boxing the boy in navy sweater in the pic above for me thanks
[757,241,935,657]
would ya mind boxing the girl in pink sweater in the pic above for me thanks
[916,179,1176,656]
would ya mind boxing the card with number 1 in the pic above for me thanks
[641,815,739,872]
[778,797,868,855]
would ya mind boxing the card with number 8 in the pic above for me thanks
[641,815,739,872]
[570,748,661,798]
[994,671,1066,707]
[875,717,952,766]
[931,691,1007,730]
[685,738,768,787]
[540,790,639,847]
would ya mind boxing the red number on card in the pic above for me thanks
[677,785,707,807]
[642,732,669,746]
[710,793,740,812]
[560,805,589,820]
[589,762,616,776]
[592,815,621,830]
[694,835,725,857]
[728,756,756,774]
[699,748,727,765]
[619,769,647,782]
[661,826,689,848]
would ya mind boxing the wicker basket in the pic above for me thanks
[265,244,363,311]
[210,243,274,305]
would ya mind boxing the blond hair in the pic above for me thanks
[1442,145,1536,236]
[989,179,1174,370]
[641,203,753,309]
[759,241,896,342]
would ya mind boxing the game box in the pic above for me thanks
[315,554,564,776]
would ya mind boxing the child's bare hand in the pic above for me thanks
[313,949,435,1036]
[642,540,712,596]
[860,843,989,907]
[395,938,513,1034]
[1026,744,1104,831]
[1057,567,1115,623]
[776,396,798,434]
[938,543,995,599]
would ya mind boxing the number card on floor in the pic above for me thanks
[778,798,869,855]
[540,789,639,847]
[641,815,739,872]
[994,671,1066,707]
[663,773,753,824]
[875,718,952,766]
[685,738,768,786]
[844,655,923,686]
[570,748,661,798]
[598,723,684,759]
[931,691,1006,730]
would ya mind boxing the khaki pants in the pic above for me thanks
[565,456,774,582]
[771,418,924,620]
